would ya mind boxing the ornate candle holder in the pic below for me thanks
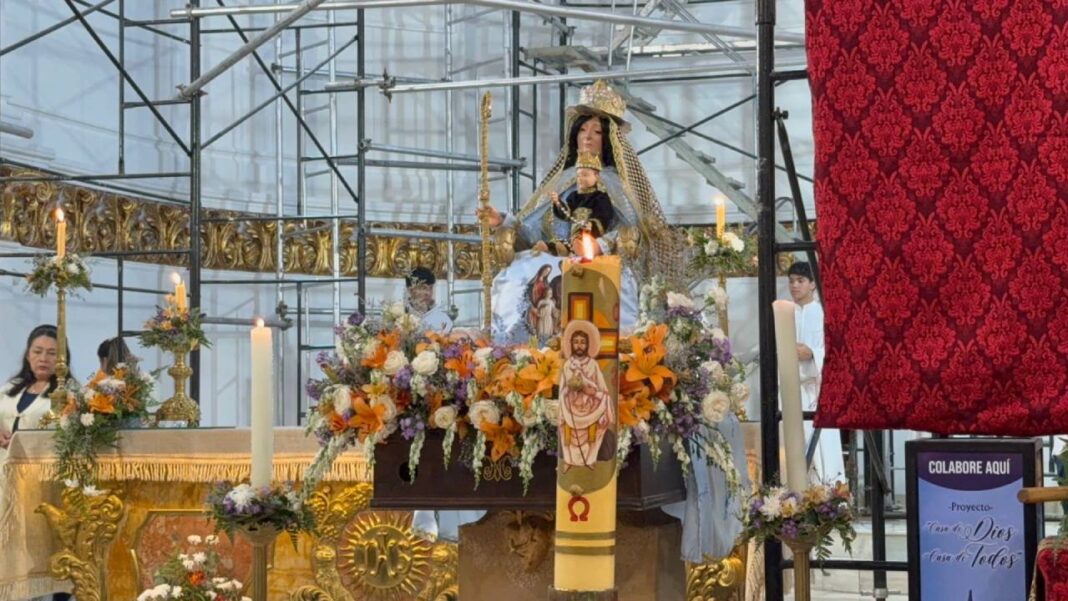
[155,345,200,427]
[782,533,820,601]
[237,523,280,601]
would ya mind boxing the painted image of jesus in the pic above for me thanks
[559,320,615,471]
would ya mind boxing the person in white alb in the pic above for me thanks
[788,261,843,483]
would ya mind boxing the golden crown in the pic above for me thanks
[578,80,627,120]
[576,151,602,171]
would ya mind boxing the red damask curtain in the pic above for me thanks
[809,0,1068,435]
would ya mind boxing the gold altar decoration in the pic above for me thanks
[239,524,282,601]
[292,483,458,601]
[0,164,783,280]
[36,485,124,601]
[686,550,746,601]
[154,349,200,426]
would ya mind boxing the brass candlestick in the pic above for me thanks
[782,536,817,601]
[41,287,69,428]
[238,524,280,601]
[154,346,200,427]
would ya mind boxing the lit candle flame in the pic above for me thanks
[255,317,265,329]
[55,207,65,222]
[170,272,182,285]
[579,232,596,261]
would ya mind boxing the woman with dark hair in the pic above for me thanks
[97,336,139,373]
[0,325,72,451]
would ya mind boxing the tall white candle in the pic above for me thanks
[250,318,274,488]
[773,299,808,492]
[171,273,187,313]
[55,208,67,258]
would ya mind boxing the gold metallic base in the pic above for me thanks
[155,354,199,427]
[36,486,125,601]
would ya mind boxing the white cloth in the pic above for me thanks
[416,304,453,334]
[794,301,843,483]
[0,381,51,464]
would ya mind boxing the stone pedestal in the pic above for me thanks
[459,510,686,600]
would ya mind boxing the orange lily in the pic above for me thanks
[87,393,116,415]
[444,349,476,380]
[480,416,522,461]
[425,390,445,416]
[517,349,561,400]
[484,362,517,399]
[361,342,389,369]
[641,324,669,351]
[361,380,391,398]
[619,388,656,428]
[348,396,387,441]
[327,411,348,433]
[625,342,675,393]
[89,370,107,387]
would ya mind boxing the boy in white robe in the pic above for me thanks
[788,261,844,483]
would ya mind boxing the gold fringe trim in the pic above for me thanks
[4,453,369,484]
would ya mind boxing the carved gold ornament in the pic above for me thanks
[292,484,457,601]
[35,485,125,601]
[686,548,747,601]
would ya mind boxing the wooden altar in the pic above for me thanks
[0,427,742,600]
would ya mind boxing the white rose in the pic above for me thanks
[474,347,494,370]
[542,399,561,426]
[332,386,352,414]
[186,535,202,545]
[467,400,500,430]
[666,291,695,310]
[382,350,409,376]
[703,239,719,255]
[80,413,95,427]
[730,383,750,404]
[701,390,731,424]
[411,350,440,376]
[371,395,397,421]
[707,286,728,308]
[722,231,744,252]
[432,406,458,429]
[701,361,725,380]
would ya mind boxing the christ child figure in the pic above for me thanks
[549,151,616,257]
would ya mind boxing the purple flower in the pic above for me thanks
[492,346,508,361]
[347,311,364,326]
[454,380,469,402]
[305,380,323,401]
[394,366,412,390]
[442,345,463,360]
[782,520,798,540]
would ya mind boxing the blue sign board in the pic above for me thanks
[907,439,1043,601]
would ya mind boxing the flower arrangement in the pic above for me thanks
[304,281,749,498]
[53,364,156,485]
[624,277,749,494]
[140,302,211,354]
[26,253,91,296]
[304,302,563,494]
[741,482,856,562]
[136,533,250,601]
[205,481,314,540]
[686,227,757,276]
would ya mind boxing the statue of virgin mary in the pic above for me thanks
[481,80,683,345]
